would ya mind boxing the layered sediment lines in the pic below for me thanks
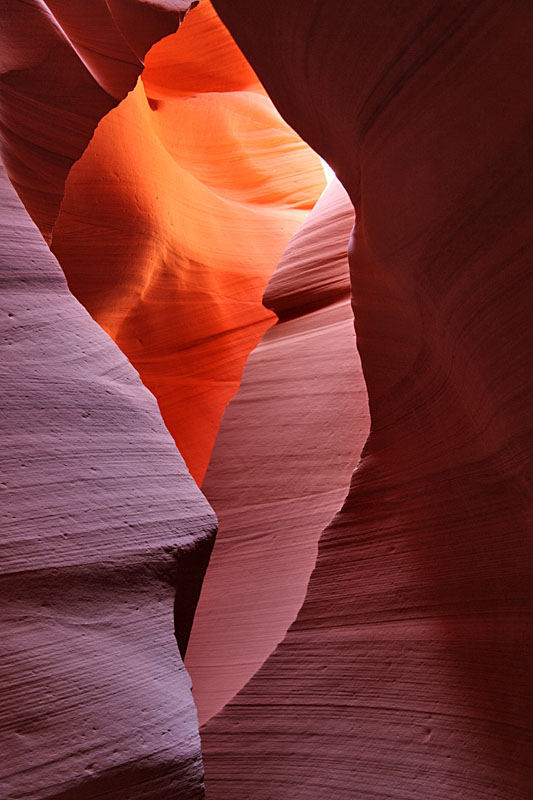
[186,179,370,723]
[50,1,325,483]
[201,2,533,797]
[0,166,214,799]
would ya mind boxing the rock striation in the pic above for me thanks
[49,1,324,484]
[0,166,214,798]
[1,3,325,795]
[200,2,533,797]
[186,178,370,724]
[2,1,532,798]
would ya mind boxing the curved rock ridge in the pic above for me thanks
[185,178,370,724]
[0,165,214,798]
[200,1,533,797]
[263,178,353,320]
[50,1,325,484]
[0,0,195,241]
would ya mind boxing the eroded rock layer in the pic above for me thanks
[0,165,213,798]
[186,179,370,723]
[201,2,533,797]
[50,2,325,484]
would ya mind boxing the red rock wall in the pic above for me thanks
[1,3,326,796]
[200,2,533,797]
[2,4,220,797]
[3,1,532,797]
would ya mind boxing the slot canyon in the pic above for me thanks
[1,1,532,798]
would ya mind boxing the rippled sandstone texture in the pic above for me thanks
[3,0,325,487]
[1,2,325,797]
[2,3,218,798]
[186,178,370,723]
[0,165,214,798]
[201,1,533,797]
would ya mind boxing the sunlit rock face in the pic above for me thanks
[1,2,325,797]
[200,2,533,798]
[2,1,324,485]
[50,2,325,484]
[0,166,214,798]
[2,5,219,798]
[186,179,370,724]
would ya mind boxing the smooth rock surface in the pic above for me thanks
[0,166,214,799]
[50,1,325,484]
[201,2,533,797]
[186,179,370,723]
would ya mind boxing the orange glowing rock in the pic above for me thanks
[51,2,325,484]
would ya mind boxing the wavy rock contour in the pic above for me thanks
[3,1,532,798]
[186,178,370,723]
[0,0,195,240]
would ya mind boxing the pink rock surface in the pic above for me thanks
[0,166,214,798]
[186,179,370,724]
[200,2,533,797]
